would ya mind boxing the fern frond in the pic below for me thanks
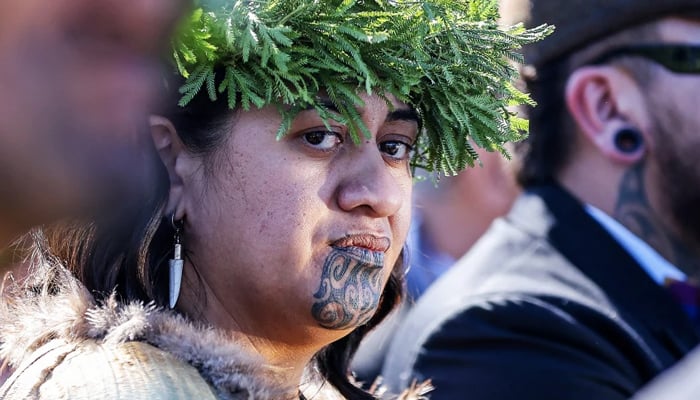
[171,0,552,176]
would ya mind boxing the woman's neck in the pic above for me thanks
[179,280,324,393]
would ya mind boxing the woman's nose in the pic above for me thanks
[335,148,406,218]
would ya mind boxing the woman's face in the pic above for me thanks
[178,94,416,344]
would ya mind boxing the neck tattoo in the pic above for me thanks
[311,247,384,330]
[615,162,700,276]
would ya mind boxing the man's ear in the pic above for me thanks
[565,66,648,164]
[150,115,190,219]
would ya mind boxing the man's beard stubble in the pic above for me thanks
[653,107,700,252]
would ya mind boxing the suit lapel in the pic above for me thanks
[513,184,700,363]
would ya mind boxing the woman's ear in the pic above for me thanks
[565,66,648,165]
[150,115,190,219]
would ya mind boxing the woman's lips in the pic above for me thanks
[330,235,390,267]
[331,234,391,253]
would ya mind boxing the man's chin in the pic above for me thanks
[672,204,700,252]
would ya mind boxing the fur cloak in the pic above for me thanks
[0,266,431,399]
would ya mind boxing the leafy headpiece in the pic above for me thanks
[174,0,551,175]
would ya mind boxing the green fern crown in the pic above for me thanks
[173,0,552,175]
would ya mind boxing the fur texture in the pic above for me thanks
[0,266,289,399]
[0,264,431,399]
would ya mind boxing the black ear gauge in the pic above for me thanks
[614,127,643,154]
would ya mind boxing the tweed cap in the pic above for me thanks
[500,0,700,67]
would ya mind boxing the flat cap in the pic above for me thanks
[500,0,700,67]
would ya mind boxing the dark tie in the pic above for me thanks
[665,278,700,321]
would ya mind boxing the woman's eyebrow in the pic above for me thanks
[304,98,340,114]
[305,99,420,126]
[387,108,421,126]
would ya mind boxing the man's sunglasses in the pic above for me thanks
[590,44,700,74]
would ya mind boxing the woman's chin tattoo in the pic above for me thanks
[311,247,384,330]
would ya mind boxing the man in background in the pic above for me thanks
[382,1,700,398]
[0,0,187,249]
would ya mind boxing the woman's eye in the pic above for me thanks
[379,140,413,161]
[303,131,342,151]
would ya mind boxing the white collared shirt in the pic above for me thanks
[585,204,686,285]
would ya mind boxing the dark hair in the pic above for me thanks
[515,22,660,187]
[514,58,572,187]
[36,71,405,399]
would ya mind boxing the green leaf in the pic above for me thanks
[170,0,552,176]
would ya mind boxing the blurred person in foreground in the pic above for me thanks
[0,0,187,249]
[382,0,700,398]
[404,150,518,300]
[633,349,700,400]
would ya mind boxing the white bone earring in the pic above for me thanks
[169,214,184,309]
